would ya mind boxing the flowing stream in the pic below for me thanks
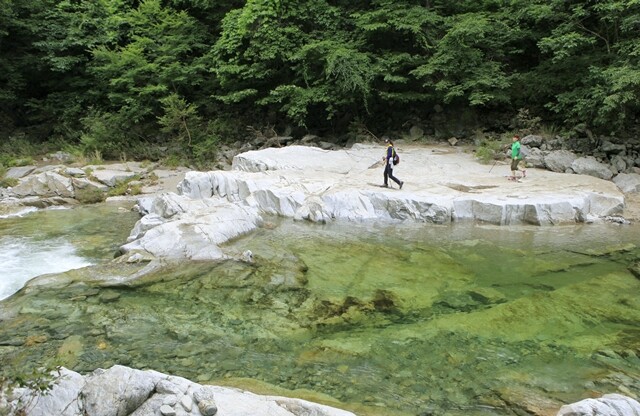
[0,204,639,415]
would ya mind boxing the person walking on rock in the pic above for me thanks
[509,134,526,181]
[382,138,403,189]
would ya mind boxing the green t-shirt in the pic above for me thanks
[511,141,521,159]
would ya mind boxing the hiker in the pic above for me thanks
[382,138,403,189]
[509,134,526,181]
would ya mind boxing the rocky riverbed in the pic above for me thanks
[2,142,640,416]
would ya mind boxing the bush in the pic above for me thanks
[0,360,62,416]
[75,187,106,204]
[106,176,142,197]
[0,166,19,188]
[475,139,506,164]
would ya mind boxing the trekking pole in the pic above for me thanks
[489,159,498,173]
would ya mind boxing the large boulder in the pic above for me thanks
[613,173,640,193]
[571,156,614,180]
[83,365,159,416]
[120,144,626,261]
[90,169,140,187]
[5,166,36,179]
[121,193,262,260]
[521,134,544,148]
[524,147,546,169]
[600,140,627,155]
[544,150,578,173]
[9,171,74,198]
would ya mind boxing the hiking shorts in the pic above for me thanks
[511,158,525,171]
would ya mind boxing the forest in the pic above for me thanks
[1,0,639,164]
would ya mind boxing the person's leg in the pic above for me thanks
[520,160,527,178]
[510,159,518,180]
[383,164,390,186]
[389,168,402,187]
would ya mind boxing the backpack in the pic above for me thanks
[519,145,529,158]
[392,149,400,165]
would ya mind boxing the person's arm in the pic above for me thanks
[386,146,393,164]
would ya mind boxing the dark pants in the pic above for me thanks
[384,164,401,186]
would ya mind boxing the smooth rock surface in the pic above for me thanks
[556,393,640,416]
[2,365,355,416]
[121,144,626,260]
[182,144,624,226]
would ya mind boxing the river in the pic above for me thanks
[0,203,639,415]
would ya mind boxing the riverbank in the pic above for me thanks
[2,142,640,416]
[126,142,640,224]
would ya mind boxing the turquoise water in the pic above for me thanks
[0,207,639,415]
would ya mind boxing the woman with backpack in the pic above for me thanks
[382,138,404,189]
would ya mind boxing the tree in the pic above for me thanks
[86,0,211,156]
[412,12,512,107]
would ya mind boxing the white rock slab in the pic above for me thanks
[556,393,640,416]
[4,365,355,416]
[177,144,624,226]
[121,193,262,260]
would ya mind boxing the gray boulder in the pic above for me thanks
[571,156,614,180]
[600,140,627,155]
[5,166,36,179]
[9,171,74,198]
[544,150,578,173]
[90,169,140,187]
[524,147,545,169]
[72,177,109,192]
[613,173,640,194]
[2,367,85,416]
[83,365,159,416]
[610,154,628,174]
[64,167,86,177]
[521,134,544,147]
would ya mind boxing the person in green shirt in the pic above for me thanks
[509,134,526,181]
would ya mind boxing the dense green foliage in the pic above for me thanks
[1,0,638,160]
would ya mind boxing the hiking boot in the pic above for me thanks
[399,181,404,189]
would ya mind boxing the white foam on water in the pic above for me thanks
[0,206,39,219]
[0,236,92,300]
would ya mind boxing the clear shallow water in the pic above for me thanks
[0,211,639,415]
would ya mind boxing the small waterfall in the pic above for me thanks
[0,236,92,300]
